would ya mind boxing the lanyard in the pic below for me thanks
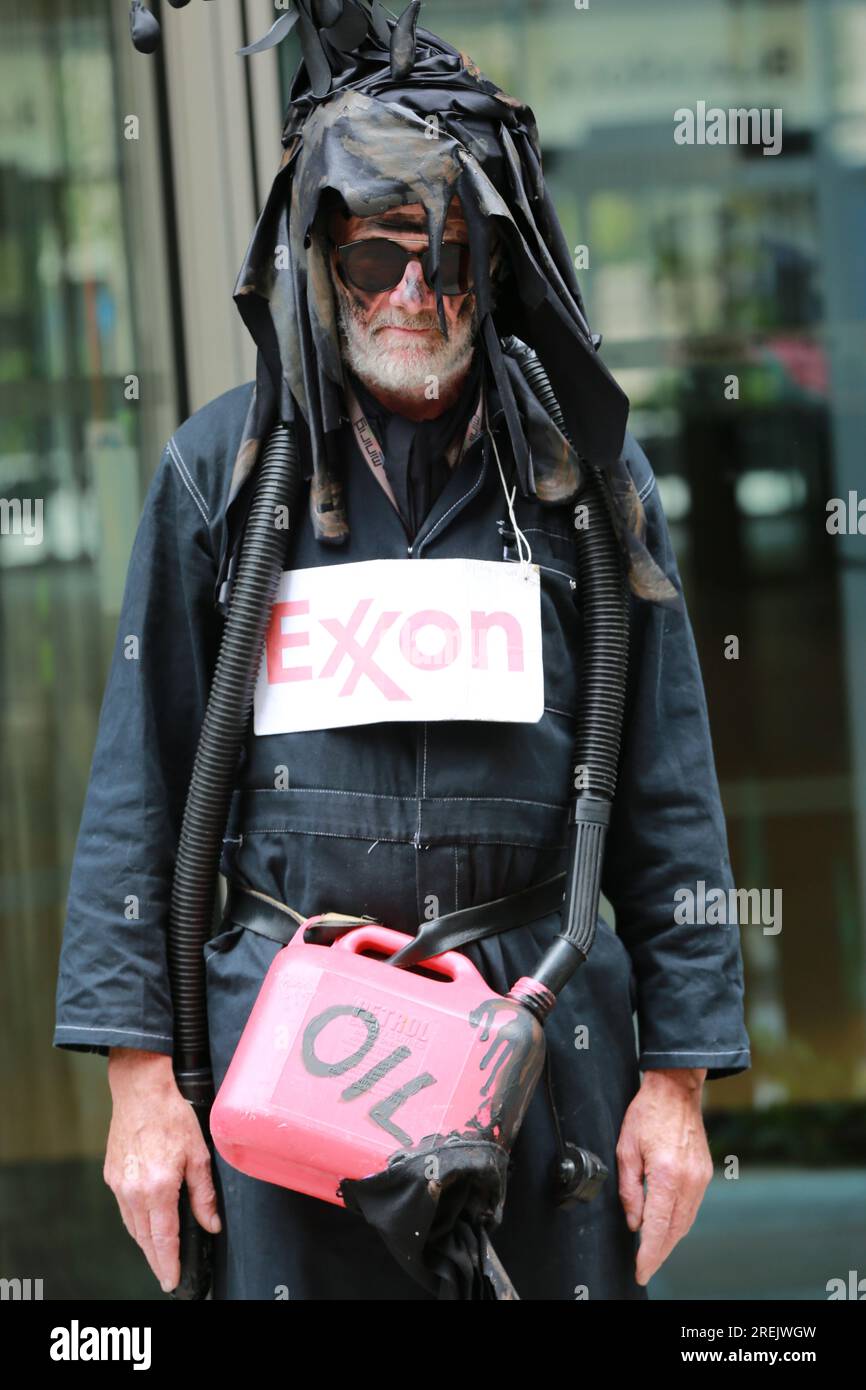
[345,379,485,517]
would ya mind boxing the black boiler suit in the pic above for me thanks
[54,373,751,1301]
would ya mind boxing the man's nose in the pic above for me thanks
[389,258,435,312]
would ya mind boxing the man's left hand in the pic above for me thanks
[616,1067,712,1286]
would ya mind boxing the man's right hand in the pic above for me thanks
[104,1047,222,1294]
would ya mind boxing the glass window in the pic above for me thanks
[0,0,178,1174]
[429,0,866,1113]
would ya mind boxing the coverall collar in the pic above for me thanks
[214,347,583,614]
[346,351,484,542]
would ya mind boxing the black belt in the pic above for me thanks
[222,871,568,970]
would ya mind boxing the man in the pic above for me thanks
[55,2,750,1300]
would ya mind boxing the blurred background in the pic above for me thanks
[1,0,864,1300]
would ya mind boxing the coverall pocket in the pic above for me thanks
[506,504,580,581]
[529,531,579,576]
[503,536,578,585]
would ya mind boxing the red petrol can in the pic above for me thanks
[209,919,546,1205]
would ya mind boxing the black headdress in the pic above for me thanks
[130,0,677,609]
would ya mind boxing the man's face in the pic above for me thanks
[327,196,479,399]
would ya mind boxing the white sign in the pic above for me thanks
[253,558,544,735]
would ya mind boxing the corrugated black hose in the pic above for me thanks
[501,336,631,1005]
[167,422,304,1299]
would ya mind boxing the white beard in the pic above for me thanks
[333,276,479,398]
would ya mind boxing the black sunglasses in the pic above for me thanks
[335,237,474,296]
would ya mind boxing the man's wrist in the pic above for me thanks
[108,1046,172,1061]
[107,1046,175,1077]
[640,1066,707,1092]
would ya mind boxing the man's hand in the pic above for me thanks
[616,1067,712,1286]
[104,1048,221,1294]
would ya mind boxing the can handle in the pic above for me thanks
[290,910,380,947]
[332,923,476,981]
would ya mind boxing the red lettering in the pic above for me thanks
[319,598,410,699]
[266,599,312,683]
[470,610,525,671]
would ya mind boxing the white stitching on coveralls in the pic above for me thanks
[167,437,210,523]
[421,723,428,799]
[539,564,578,583]
[420,455,486,547]
[520,525,575,542]
[246,788,410,800]
[504,556,576,582]
[242,787,567,811]
[241,827,565,849]
[419,794,566,809]
[641,1048,749,1056]
[637,474,656,503]
[58,1025,173,1040]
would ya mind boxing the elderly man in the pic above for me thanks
[55,2,750,1301]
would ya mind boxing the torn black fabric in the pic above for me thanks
[219,3,680,612]
[339,1138,518,1300]
[336,976,547,1302]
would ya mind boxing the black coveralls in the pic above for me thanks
[54,374,751,1301]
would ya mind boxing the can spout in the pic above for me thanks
[506,975,557,1024]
